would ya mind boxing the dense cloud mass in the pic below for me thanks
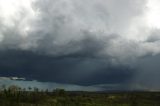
[0,0,160,90]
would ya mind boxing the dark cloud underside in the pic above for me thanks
[0,50,135,86]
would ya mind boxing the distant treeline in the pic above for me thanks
[0,85,160,106]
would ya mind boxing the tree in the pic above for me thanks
[54,88,66,96]
[34,87,39,92]
[8,85,20,93]
[28,86,32,91]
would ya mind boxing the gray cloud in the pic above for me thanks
[0,0,160,90]
[131,54,160,90]
[147,29,160,42]
[0,0,149,59]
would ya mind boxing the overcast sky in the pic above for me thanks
[0,0,160,91]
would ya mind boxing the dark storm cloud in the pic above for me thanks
[130,54,160,90]
[0,0,160,90]
[0,50,135,86]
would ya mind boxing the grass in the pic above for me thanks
[0,85,160,106]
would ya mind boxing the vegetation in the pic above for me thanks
[0,85,160,106]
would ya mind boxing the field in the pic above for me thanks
[0,85,160,106]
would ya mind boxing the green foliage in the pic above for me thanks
[0,85,160,106]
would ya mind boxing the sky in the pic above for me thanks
[0,0,160,91]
